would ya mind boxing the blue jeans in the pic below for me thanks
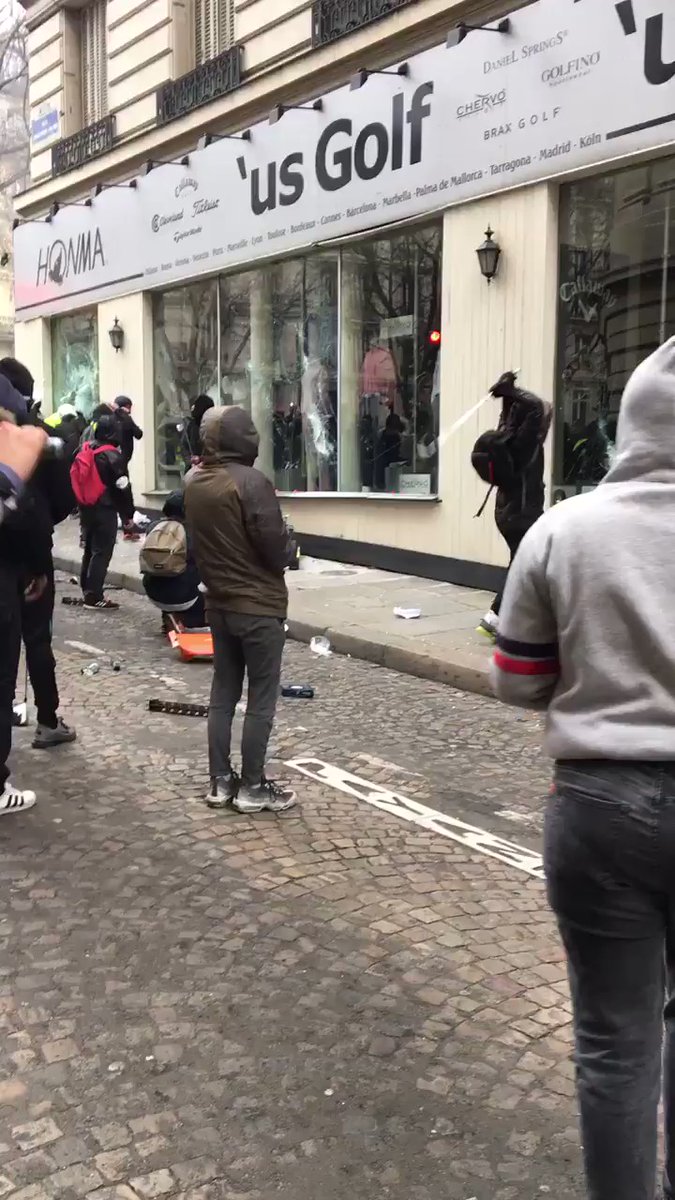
[545,761,675,1200]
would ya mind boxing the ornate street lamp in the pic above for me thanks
[109,318,124,352]
[476,227,502,285]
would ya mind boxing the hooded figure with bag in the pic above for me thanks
[140,490,205,630]
[70,413,134,610]
[472,370,551,640]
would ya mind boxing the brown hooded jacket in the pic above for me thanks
[184,406,294,618]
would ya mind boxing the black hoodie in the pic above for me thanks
[181,394,214,465]
[492,380,552,539]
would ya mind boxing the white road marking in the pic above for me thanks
[65,640,107,656]
[286,757,545,881]
[355,752,422,778]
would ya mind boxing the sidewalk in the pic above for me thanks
[53,518,494,695]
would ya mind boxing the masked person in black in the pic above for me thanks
[112,396,143,541]
[0,359,78,750]
[476,370,551,641]
[181,394,214,471]
[113,395,143,466]
[0,378,52,812]
[72,413,134,610]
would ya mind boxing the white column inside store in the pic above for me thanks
[250,272,274,480]
[339,250,361,492]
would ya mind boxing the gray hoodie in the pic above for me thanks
[491,337,675,760]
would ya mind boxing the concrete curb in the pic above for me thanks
[286,619,493,698]
[55,553,493,698]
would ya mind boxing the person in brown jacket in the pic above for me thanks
[185,405,297,814]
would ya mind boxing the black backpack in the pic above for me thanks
[471,430,517,490]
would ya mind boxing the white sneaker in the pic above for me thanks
[0,783,37,815]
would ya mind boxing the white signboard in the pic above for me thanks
[14,0,675,319]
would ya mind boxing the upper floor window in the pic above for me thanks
[195,0,235,66]
[81,0,108,126]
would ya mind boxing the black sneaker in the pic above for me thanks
[206,770,240,809]
[233,778,297,814]
[83,596,119,611]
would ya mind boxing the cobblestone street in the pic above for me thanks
[0,575,582,1200]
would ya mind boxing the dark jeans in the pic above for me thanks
[21,561,59,727]
[80,505,117,601]
[545,761,675,1200]
[0,562,21,790]
[492,528,525,615]
[208,610,285,784]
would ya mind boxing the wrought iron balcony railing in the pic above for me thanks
[156,45,243,126]
[312,0,416,48]
[51,114,116,177]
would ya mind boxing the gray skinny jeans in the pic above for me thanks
[207,610,285,785]
[545,761,675,1200]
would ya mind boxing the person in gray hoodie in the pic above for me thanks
[491,336,675,1200]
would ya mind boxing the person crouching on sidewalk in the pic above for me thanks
[492,337,675,1200]
[71,413,133,611]
[185,405,297,815]
[141,490,206,631]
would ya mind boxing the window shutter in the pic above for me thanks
[195,0,235,65]
[221,0,235,51]
[81,0,108,125]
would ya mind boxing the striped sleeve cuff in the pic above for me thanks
[493,634,559,677]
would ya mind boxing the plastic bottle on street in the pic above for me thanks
[81,662,100,677]
[310,636,331,657]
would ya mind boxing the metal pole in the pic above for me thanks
[660,193,671,345]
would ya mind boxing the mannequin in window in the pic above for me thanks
[358,332,400,491]
[376,397,406,490]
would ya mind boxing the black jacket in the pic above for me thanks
[494,386,551,539]
[90,440,135,523]
[52,412,87,463]
[115,409,143,465]
[0,481,52,577]
[180,397,214,468]
[0,385,66,575]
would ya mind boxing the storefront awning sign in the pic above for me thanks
[14,0,675,319]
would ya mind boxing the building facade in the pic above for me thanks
[12,0,675,587]
[0,64,29,360]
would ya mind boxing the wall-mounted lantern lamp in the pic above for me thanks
[350,63,409,90]
[447,17,511,48]
[476,227,502,284]
[109,318,124,352]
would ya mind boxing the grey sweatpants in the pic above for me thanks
[208,610,285,785]
[545,761,675,1200]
